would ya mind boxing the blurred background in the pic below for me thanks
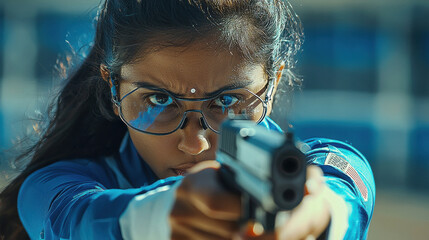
[0,0,428,239]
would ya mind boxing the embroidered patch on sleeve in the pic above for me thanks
[325,152,368,201]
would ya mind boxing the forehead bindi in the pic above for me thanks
[120,45,267,95]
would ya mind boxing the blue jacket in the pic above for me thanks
[18,117,375,239]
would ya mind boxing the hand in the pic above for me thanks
[170,163,335,240]
[275,165,332,240]
[170,161,242,240]
[246,165,332,240]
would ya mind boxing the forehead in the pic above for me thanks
[120,43,267,95]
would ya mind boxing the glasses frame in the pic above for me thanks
[110,74,275,135]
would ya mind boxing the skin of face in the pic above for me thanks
[102,42,281,179]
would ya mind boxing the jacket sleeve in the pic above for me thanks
[18,159,181,240]
[304,138,376,240]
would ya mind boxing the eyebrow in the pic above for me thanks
[132,80,255,98]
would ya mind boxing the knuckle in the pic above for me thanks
[205,196,220,211]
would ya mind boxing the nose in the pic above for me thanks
[177,116,211,155]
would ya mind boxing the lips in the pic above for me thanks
[172,168,188,176]
[171,163,196,176]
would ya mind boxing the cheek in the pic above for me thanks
[128,131,179,177]
[127,128,219,178]
[209,133,219,152]
[266,102,273,116]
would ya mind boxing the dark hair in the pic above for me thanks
[0,0,303,238]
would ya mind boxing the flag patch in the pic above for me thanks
[325,153,368,201]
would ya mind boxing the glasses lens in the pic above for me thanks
[119,88,183,134]
[202,88,265,131]
[119,87,266,134]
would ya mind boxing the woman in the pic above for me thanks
[0,0,375,239]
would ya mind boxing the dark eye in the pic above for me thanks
[214,95,239,108]
[148,93,173,107]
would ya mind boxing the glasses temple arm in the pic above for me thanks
[265,79,275,103]
[109,72,120,106]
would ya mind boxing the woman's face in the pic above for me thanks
[117,43,276,179]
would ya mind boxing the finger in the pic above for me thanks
[171,221,231,240]
[303,235,316,240]
[171,198,240,238]
[182,168,241,220]
[247,232,276,240]
[305,165,324,195]
[243,222,276,240]
[276,194,330,240]
[306,165,324,180]
[276,166,329,240]
[243,221,265,237]
[186,160,220,174]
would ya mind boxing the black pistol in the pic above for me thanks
[216,119,307,232]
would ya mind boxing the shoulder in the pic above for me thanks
[304,138,367,160]
[303,138,373,182]
[303,138,375,219]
